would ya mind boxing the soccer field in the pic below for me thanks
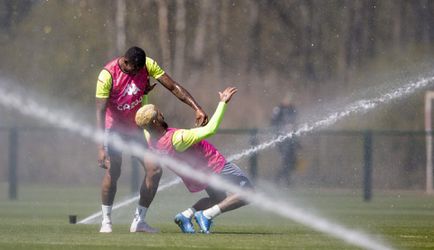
[1,183,433,250]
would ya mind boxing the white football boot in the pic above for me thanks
[130,217,159,233]
[99,221,112,233]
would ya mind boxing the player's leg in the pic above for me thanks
[281,146,296,186]
[101,154,122,205]
[194,162,253,233]
[193,187,226,210]
[209,162,252,213]
[100,131,123,233]
[194,185,250,234]
[174,188,224,233]
[130,139,162,233]
[274,160,284,185]
[275,143,288,185]
[138,158,162,208]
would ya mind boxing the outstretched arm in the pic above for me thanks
[157,73,208,126]
[172,87,238,152]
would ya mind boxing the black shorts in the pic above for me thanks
[205,162,253,201]
[104,128,147,158]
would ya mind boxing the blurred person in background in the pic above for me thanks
[95,46,208,233]
[271,93,300,187]
[135,87,253,234]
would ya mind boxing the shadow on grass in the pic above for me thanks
[209,231,286,235]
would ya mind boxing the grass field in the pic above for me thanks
[1,182,434,250]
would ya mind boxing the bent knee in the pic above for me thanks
[106,168,121,182]
[146,165,162,178]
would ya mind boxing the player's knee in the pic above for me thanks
[146,166,162,180]
[213,193,227,204]
[106,169,121,182]
[153,167,163,179]
[233,194,250,207]
[240,198,250,206]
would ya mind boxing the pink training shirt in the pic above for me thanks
[104,58,149,134]
[153,128,226,192]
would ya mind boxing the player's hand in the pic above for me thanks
[195,109,208,126]
[97,148,109,169]
[219,87,238,103]
[144,82,157,94]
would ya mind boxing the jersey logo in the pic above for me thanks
[121,82,140,97]
[117,95,143,111]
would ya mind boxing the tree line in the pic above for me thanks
[0,0,433,126]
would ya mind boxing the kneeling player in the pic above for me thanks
[135,87,252,233]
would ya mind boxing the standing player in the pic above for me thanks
[271,93,299,186]
[96,46,208,233]
[135,87,253,234]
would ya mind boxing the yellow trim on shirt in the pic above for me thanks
[145,57,165,80]
[95,69,112,98]
[95,57,165,98]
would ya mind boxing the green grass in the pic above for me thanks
[1,183,434,250]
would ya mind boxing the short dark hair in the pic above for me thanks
[124,46,147,68]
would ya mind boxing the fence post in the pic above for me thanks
[9,128,18,200]
[363,130,373,202]
[131,156,140,194]
[249,129,258,180]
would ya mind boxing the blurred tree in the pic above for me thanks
[191,0,211,68]
[2,0,434,187]
[299,0,316,80]
[217,0,229,75]
[173,0,186,80]
[0,0,33,35]
[246,0,261,74]
[115,0,126,54]
[208,0,220,77]
[1,0,434,126]
[156,0,171,71]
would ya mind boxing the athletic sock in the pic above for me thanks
[202,205,221,219]
[134,205,148,221]
[181,208,196,219]
[101,205,112,224]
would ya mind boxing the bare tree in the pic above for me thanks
[299,0,316,80]
[417,0,432,44]
[116,0,126,55]
[246,0,261,74]
[157,0,171,71]
[337,0,357,81]
[208,0,220,77]
[187,0,212,86]
[350,0,365,66]
[192,0,212,67]
[217,0,229,70]
[173,0,186,80]
[105,0,116,58]
[364,0,377,57]
[428,0,434,43]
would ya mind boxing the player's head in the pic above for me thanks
[123,46,146,74]
[135,104,168,131]
[281,92,293,106]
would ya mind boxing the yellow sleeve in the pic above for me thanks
[146,57,165,79]
[141,95,149,106]
[96,69,112,98]
[172,129,200,152]
[172,102,227,152]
